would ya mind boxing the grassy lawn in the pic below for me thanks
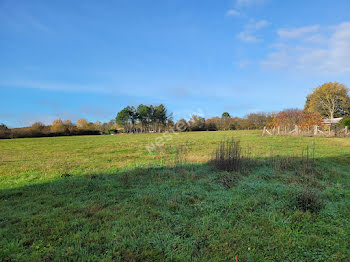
[1,130,350,261]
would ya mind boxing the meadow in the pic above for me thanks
[1,130,350,261]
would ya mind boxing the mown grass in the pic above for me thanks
[1,130,350,261]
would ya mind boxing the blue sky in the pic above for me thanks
[1,0,350,127]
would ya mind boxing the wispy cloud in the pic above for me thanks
[277,25,320,39]
[226,9,241,17]
[237,19,270,43]
[246,19,269,30]
[261,22,350,74]
[237,31,260,43]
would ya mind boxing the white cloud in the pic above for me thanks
[277,25,320,39]
[226,9,241,17]
[237,19,270,43]
[304,34,327,43]
[261,22,350,74]
[237,31,260,43]
[247,19,269,30]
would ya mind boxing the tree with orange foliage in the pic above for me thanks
[273,109,303,128]
[299,111,323,129]
[51,119,65,132]
[77,118,88,129]
[273,109,322,129]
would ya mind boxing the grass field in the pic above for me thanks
[1,130,350,261]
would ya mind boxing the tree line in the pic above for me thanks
[1,82,350,139]
[0,119,116,139]
[115,104,276,133]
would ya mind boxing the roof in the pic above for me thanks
[322,117,343,124]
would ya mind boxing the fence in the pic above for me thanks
[262,125,349,137]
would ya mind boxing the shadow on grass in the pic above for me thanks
[0,156,350,261]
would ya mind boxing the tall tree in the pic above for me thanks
[305,82,350,119]
[222,112,231,119]
[116,106,136,132]
[137,104,151,132]
[116,108,130,132]
[153,104,168,132]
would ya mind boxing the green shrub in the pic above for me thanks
[342,118,350,127]
[108,129,118,134]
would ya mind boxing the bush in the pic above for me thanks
[108,129,118,134]
[342,118,350,127]
[296,187,323,213]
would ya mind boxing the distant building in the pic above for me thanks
[322,117,343,126]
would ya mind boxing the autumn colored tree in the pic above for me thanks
[273,109,322,129]
[31,122,45,131]
[299,111,323,128]
[305,82,350,119]
[246,113,271,129]
[273,109,303,128]
[77,118,88,129]
[51,119,65,132]
[93,121,102,131]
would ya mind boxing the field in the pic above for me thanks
[1,130,350,261]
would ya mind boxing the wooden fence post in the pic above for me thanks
[314,125,318,136]
[345,126,348,136]
[277,126,280,135]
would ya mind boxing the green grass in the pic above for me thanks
[1,131,350,261]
